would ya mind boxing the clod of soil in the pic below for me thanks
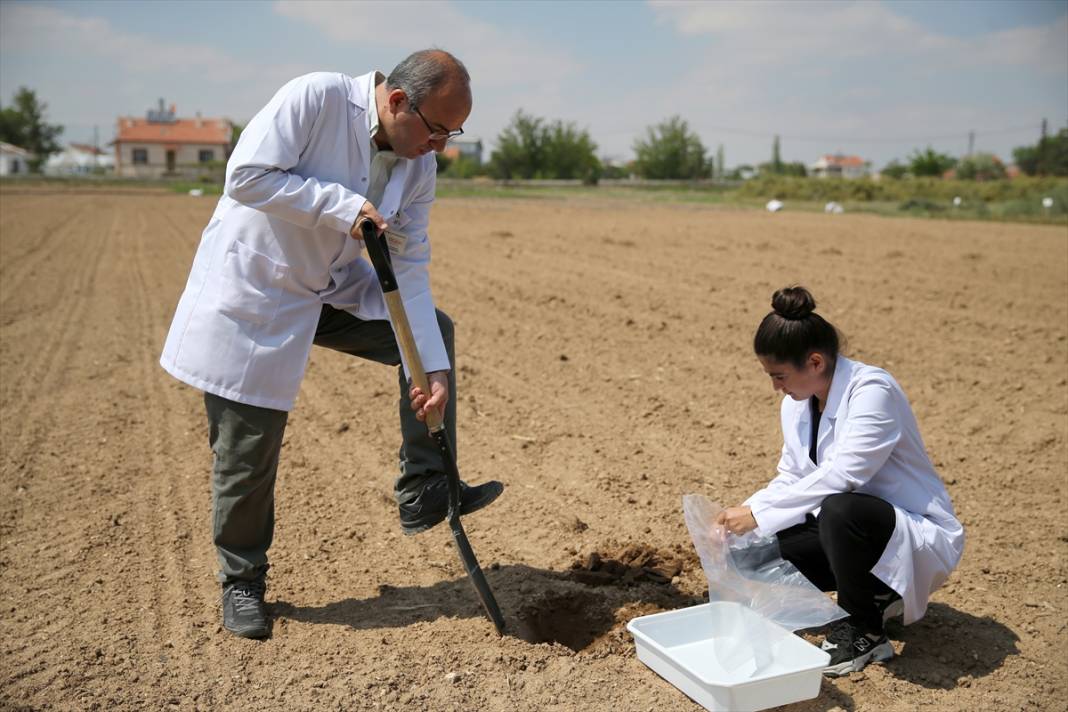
[566,543,695,586]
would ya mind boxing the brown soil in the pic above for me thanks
[1,187,1065,711]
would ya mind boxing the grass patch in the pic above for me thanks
[4,175,1065,225]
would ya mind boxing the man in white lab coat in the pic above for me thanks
[160,50,503,638]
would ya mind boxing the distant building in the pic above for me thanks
[45,143,115,175]
[442,137,482,165]
[0,142,34,176]
[114,99,231,178]
[810,154,871,179]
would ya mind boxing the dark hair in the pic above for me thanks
[387,49,470,107]
[753,286,841,367]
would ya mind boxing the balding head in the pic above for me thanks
[377,49,472,159]
[387,49,471,108]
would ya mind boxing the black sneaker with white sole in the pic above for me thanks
[822,621,893,676]
[222,576,268,639]
[398,476,504,535]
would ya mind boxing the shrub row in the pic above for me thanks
[736,175,1068,205]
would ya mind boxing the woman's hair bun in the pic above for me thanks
[772,286,816,320]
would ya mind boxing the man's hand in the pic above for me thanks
[714,505,758,536]
[350,201,388,238]
[409,371,449,423]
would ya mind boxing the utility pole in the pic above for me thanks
[967,130,974,157]
[716,144,724,181]
[1038,118,1048,175]
[93,125,99,170]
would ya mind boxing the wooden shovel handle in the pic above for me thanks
[356,217,445,433]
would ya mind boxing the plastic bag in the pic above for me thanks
[683,494,847,632]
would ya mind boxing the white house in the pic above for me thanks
[810,154,871,179]
[0,142,34,176]
[44,143,115,175]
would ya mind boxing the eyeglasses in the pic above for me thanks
[411,104,464,142]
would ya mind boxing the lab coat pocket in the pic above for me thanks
[218,242,288,325]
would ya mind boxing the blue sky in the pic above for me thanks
[1,0,1065,168]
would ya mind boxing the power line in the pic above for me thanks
[699,124,1043,144]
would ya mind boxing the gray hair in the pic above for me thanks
[386,49,470,107]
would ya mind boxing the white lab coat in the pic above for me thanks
[160,72,446,411]
[745,356,964,624]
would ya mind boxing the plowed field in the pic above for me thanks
[1,186,1066,711]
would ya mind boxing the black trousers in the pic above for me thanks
[776,492,897,634]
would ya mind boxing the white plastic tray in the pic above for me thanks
[627,602,829,712]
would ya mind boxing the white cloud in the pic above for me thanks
[271,0,587,155]
[649,0,1067,71]
[272,0,581,91]
[0,3,313,129]
[636,0,1066,165]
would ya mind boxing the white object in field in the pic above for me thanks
[1042,196,1054,209]
[765,199,784,213]
[952,196,962,207]
[188,188,204,197]
[824,201,844,214]
[628,602,830,712]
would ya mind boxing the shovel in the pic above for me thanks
[357,218,506,636]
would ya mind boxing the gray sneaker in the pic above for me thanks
[822,621,893,677]
[222,576,268,638]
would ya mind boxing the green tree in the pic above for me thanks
[541,120,600,182]
[444,155,483,179]
[488,110,600,182]
[1013,128,1068,176]
[632,116,709,179]
[770,134,783,174]
[908,147,956,177]
[955,152,1006,181]
[881,160,909,179]
[0,87,63,171]
[759,160,806,177]
[1014,144,1039,175]
[489,110,543,179]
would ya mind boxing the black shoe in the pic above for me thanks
[222,576,268,639]
[398,476,504,535]
[822,620,893,677]
[875,590,904,624]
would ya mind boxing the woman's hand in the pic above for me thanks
[714,505,758,536]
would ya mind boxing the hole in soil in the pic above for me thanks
[513,590,616,652]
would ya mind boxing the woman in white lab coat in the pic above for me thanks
[716,286,964,677]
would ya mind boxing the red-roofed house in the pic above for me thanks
[115,99,231,178]
[810,154,871,179]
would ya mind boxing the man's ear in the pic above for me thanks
[386,89,408,114]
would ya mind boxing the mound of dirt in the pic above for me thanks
[566,543,698,586]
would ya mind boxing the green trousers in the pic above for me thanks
[205,305,456,583]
